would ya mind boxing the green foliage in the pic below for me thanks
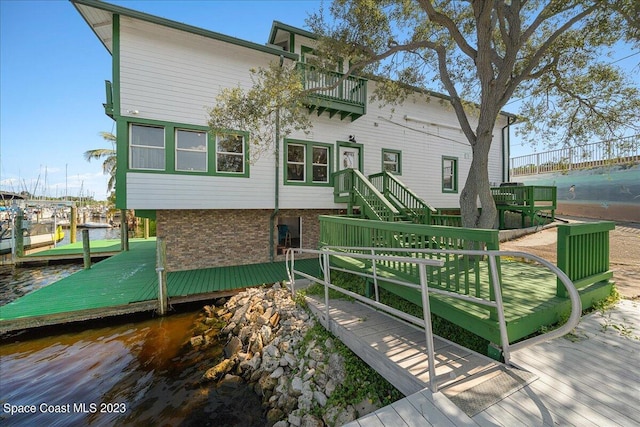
[375,287,489,355]
[304,271,366,300]
[84,131,117,194]
[591,286,621,312]
[207,62,312,163]
[299,323,403,419]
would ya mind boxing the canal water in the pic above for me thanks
[0,228,268,426]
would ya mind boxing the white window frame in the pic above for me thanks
[287,143,306,182]
[215,132,245,174]
[312,145,329,183]
[175,129,207,172]
[130,124,165,170]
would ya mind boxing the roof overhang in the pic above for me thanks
[70,0,299,60]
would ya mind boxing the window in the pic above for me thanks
[312,146,329,183]
[287,144,306,182]
[130,124,165,170]
[216,132,245,174]
[285,140,333,185]
[176,129,207,172]
[382,149,401,174]
[442,156,458,193]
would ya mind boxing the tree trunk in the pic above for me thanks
[460,132,497,229]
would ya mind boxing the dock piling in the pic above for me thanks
[82,229,91,269]
[70,206,77,243]
[156,237,168,315]
[15,210,25,258]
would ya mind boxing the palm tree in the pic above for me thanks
[84,131,116,193]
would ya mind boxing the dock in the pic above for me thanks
[0,238,320,334]
[304,293,640,426]
[13,239,125,265]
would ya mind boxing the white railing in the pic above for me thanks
[285,246,581,393]
[511,135,640,176]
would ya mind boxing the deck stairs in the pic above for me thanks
[334,169,436,224]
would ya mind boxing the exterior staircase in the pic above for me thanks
[334,169,436,223]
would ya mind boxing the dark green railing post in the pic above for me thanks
[557,221,615,297]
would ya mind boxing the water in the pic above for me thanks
[0,248,268,426]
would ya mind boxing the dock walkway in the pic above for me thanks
[0,239,319,333]
[312,295,640,426]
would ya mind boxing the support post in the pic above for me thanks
[70,206,77,243]
[156,237,168,315]
[15,211,24,258]
[120,209,129,251]
[82,229,91,269]
[144,218,149,239]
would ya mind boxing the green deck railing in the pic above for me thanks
[315,215,613,348]
[333,169,400,222]
[491,185,557,228]
[369,171,437,224]
[556,221,615,297]
[319,215,500,304]
[297,63,367,107]
[430,208,463,227]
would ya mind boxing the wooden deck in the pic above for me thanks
[14,238,127,265]
[0,239,320,333]
[313,295,640,426]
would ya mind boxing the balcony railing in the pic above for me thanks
[297,63,367,121]
[510,135,640,177]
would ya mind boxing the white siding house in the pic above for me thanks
[73,0,515,271]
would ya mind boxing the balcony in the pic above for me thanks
[297,63,367,121]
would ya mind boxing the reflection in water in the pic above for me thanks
[1,312,267,426]
[0,264,83,305]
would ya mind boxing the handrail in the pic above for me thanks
[333,169,400,221]
[285,246,581,392]
[296,62,367,106]
[369,171,436,223]
[510,134,640,176]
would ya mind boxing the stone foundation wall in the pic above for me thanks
[156,209,338,272]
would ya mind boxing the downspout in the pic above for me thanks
[269,55,285,262]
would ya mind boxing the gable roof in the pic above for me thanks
[71,0,298,60]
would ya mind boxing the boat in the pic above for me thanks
[1,221,65,255]
[77,222,113,229]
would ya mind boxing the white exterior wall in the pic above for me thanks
[119,17,280,210]
[118,17,508,210]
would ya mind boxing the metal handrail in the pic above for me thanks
[285,246,581,392]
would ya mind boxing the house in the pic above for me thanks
[72,0,515,272]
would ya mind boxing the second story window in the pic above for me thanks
[130,124,165,170]
[176,129,207,172]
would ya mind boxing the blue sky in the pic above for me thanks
[1,1,638,201]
